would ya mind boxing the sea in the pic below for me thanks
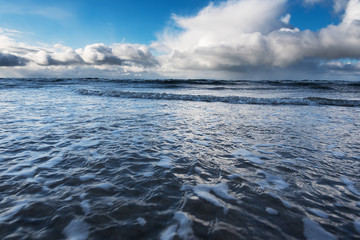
[0,78,359,240]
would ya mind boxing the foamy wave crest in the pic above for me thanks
[77,89,360,107]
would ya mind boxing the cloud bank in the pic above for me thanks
[1,0,360,79]
[153,0,360,78]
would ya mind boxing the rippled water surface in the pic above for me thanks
[0,78,360,239]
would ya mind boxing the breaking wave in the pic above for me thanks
[77,89,360,107]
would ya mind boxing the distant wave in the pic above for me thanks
[93,78,360,88]
[77,89,360,107]
[2,78,360,86]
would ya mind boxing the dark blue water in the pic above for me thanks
[0,78,359,239]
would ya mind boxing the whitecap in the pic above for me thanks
[156,156,172,168]
[182,182,236,214]
[194,167,202,174]
[266,207,278,215]
[354,220,360,234]
[160,224,177,240]
[79,174,96,182]
[232,148,264,165]
[257,171,289,191]
[160,211,194,240]
[80,200,90,215]
[137,217,146,227]
[143,171,154,177]
[63,219,90,240]
[302,218,337,240]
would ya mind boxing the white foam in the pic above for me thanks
[232,148,264,165]
[137,217,146,227]
[143,171,154,177]
[354,220,360,234]
[194,167,202,174]
[160,211,194,240]
[63,219,90,240]
[341,177,360,196]
[193,187,225,210]
[309,208,329,219]
[210,183,237,201]
[156,156,172,168]
[80,200,90,215]
[257,171,289,191]
[79,89,360,107]
[302,218,337,240]
[173,212,194,239]
[79,174,96,182]
[266,207,278,215]
[160,224,177,240]
[183,182,236,214]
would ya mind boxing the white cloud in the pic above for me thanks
[303,0,349,13]
[0,4,72,21]
[280,14,291,25]
[78,44,117,65]
[1,0,360,79]
[152,0,360,78]
[333,0,349,13]
[303,0,324,5]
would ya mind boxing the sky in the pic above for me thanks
[0,0,360,80]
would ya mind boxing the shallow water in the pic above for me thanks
[0,78,360,239]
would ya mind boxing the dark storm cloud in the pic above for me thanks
[0,53,28,66]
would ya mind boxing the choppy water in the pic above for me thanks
[0,78,360,239]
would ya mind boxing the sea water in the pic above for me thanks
[0,78,359,239]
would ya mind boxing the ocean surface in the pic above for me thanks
[0,78,360,239]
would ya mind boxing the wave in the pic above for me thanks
[98,79,360,88]
[2,78,360,90]
[77,89,360,107]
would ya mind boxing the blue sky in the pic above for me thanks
[0,0,215,47]
[0,0,359,79]
[0,0,342,46]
